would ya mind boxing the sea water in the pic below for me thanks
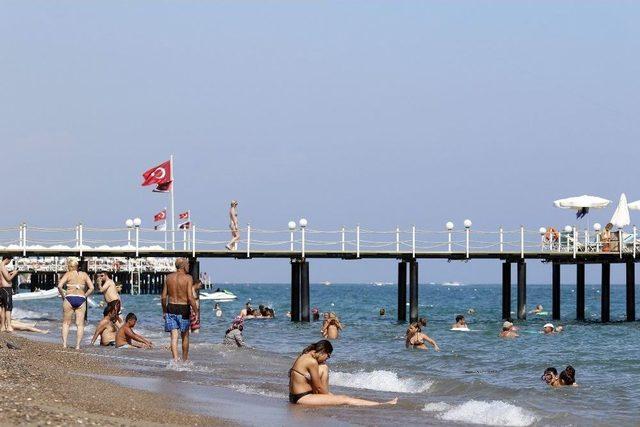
[14,283,640,426]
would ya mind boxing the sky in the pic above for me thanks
[1,1,639,284]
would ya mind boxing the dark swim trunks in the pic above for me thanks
[0,288,13,311]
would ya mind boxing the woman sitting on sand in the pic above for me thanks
[289,340,397,406]
[321,313,343,339]
[57,257,94,349]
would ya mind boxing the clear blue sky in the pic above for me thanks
[1,1,638,284]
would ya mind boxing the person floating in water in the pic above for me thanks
[451,314,469,331]
[379,308,386,316]
[499,321,519,339]
[530,304,544,315]
[225,200,240,251]
[406,318,440,351]
[288,340,397,406]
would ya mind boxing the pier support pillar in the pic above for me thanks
[601,263,611,323]
[502,262,511,320]
[576,263,585,321]
[409,261,419,323]
[290,260,301,322]
[626,261,635,322]
[517,261,526,320]
[552,263,561,320]
[397,261,407,322]
[300,261,310,323]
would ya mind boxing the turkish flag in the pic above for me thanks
[142,160,172,187]
[154,210,167,222]
[179,221,191,230]
[153,181,172,193]
[179,211,190,220]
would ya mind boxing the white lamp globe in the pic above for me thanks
[133,217,142,227]
[564,225,572,233]
[299,218,308,228]
[288,221,297,231]
[125,219,134,228]
[446,221,454,231]
[539,227,547,235]
[464,219,472,228]
[593,223,602,231]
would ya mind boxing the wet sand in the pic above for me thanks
[0,333,231,426]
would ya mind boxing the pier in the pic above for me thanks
[1,222,637,323]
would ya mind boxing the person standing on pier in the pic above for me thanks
[0,256,19,332]
[57,257,94,349]
[225,200,240,251]
[162,258,198,361]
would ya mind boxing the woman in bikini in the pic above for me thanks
[288,340,397,406]
[57,257,94,349]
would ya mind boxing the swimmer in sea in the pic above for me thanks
[542,323,555,334]
[530,304,544,315]
[288,340,397,406]
[499,321,519,338]
[406,319,440,351]
[541,367,559,386]
[214,303,223,317]
[116,313,153,349]
[321,313,343,339]
[451,314,469,330]
[91,305,121,347]
[57,257,94,349]
[558,365,577,386]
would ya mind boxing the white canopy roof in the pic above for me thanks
[553,195,611,209]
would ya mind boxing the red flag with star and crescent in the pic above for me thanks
[142,160,172,189]
[154,210,167,222]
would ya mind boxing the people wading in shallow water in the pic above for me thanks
[57,257,94,349]
[288,340,397,406]
[162,258,198,361]
[405,318,440,351]
[321,312,343,339]
[0,256,19,332]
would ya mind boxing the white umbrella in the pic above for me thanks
[553,195,611,219]
[628,200,640,211]
[610,193,630,229]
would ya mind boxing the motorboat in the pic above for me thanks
[441,281,463,287]
[13,288,60,301]
[199,288,237,302]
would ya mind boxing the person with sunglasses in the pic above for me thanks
[288,340,398,406]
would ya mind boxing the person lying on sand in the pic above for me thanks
[116,313,153,349]
[10,319,48,334]
[288,340,397,406]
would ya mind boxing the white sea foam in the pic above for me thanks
[12,307,50,320]
[228,384,286,399]
[331,370,432,393]
[422,400,537,426]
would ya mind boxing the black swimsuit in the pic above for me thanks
[288,367,313,404]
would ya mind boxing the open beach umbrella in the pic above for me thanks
[628,200,640,211]
[610,193,631,229]
[553,195,611,219]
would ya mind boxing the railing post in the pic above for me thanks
[75,225,80,248]
[341,226,345,253]
[448,228,452,253]
[301,226,306,259]
[192,225,196,258]
[79,224,83,257]
[520,226,524,259]
[411,225,416,259]
[466,226,470,258]
[18,224,23,248]
[290,229,295,252]
[22,223,27,257]
[573,226,577,258]
[633,226,637,258]
[584,230,588,252]
[127,228,132,247]
[596,231,601,252]
[499,226,503,253]
[619,229,623,259]
[246,224,251,258]
[396,226,400,253]
[356,225,360,258]
[135,226,140,258]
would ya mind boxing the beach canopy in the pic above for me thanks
[628,200,640,211]
[610,193,631,229]
[553,195,611,219]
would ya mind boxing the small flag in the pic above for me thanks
[152,181,172,193]
[154,222,167,231]
[179,211,190,220]
[154,210,167,222]
[142,160,172,187]
[179,221,191,230]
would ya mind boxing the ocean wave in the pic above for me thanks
[227,384,286,399]
[422,400,537,426]
[331,370,432,393]
[12,307,51,320]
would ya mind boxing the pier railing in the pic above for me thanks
[0,223,637,259]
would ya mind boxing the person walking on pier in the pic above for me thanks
[161,258,198,361]
[57,257,94,349]
[226,200,240,251]
[0,256,19,332]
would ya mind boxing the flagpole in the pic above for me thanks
[164,206,168,250]
[170,155,176,250]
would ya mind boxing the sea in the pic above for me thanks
[13,282,640,426]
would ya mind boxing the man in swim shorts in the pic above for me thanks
[161,258,198,361]
[116,313,153,348]
[97,271,121,313]
[0,256,19,332]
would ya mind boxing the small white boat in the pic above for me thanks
[13,288,60,301]
[199,289,237,302]
[323,281,331,286]
[441,281,463,287]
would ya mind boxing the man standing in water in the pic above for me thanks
[162,258,198,361]
[225,200,239,251]
[0,257,19,332]
[97,271,120,313]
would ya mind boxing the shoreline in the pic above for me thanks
[0,333,232,426]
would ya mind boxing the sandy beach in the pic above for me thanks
[0,333,231,426]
